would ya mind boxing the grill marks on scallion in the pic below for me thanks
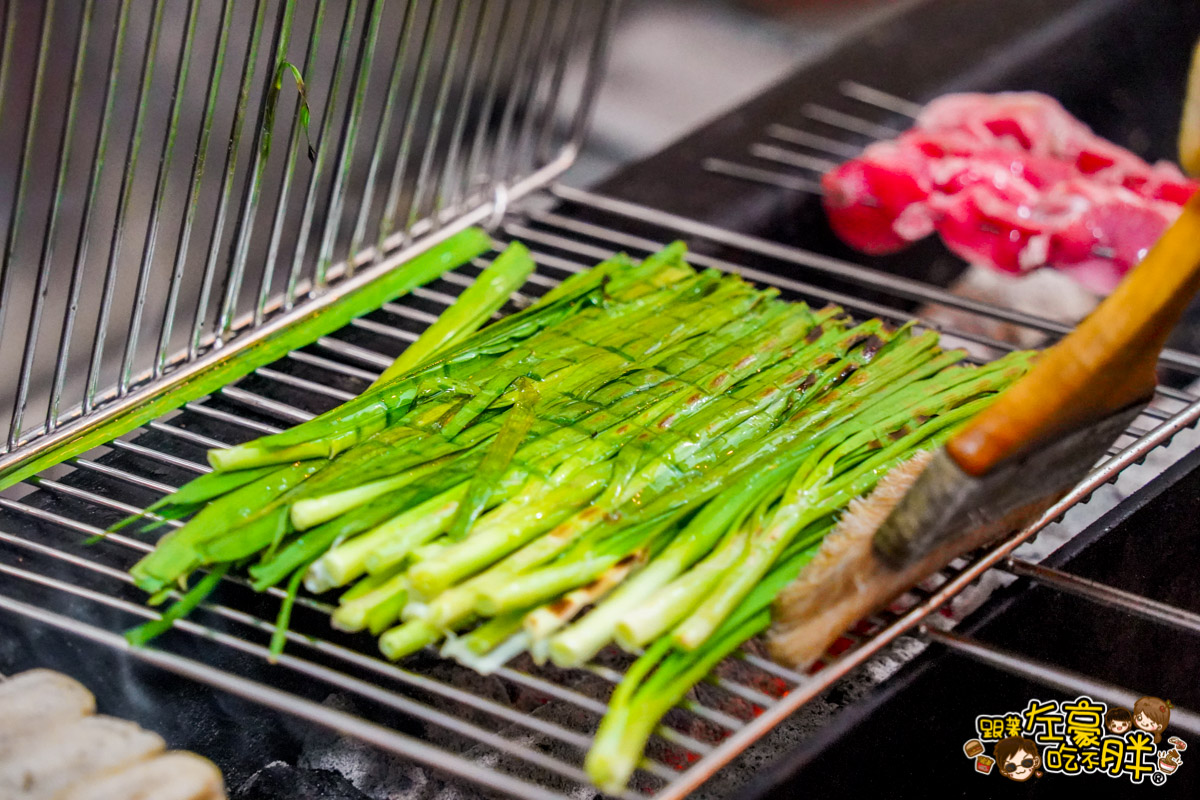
[121,241,1033,793]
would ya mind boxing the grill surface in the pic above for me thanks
[5,0,1200,797]
[2,187,1200,798]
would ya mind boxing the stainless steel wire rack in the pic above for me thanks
[0,0,615,460]
[4,3,1200,798]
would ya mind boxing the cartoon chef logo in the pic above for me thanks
[968,694,1186,784]
[1106,706,1133,734]
[1133,696,1172,744]
[994,736,1043,782]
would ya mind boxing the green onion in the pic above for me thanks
[125,564,230,648]
[117,238,1037,795]
[0,227,493,491]
[372,242,536,387]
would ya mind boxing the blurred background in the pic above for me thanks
[566,0,918,185]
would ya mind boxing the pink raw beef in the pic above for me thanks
[821,141,930,254]
[820,92,1198,292]
[1040,180,1181,294]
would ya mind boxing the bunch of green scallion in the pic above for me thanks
[120,231,1033,792]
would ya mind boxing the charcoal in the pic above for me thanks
[235,761,372,800]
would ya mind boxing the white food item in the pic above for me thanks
[0,715,165,800]
[0,670,96,759]
[52,751,227,800]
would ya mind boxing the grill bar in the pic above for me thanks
[108,438,209,474]
[488,1,545,198]
[1004,556,1200,634]
[800,103,903,139]
[69,457,180,494]
[374,0,444,258]
[192,0,270,358]
[285,350,379,382]
[313,0,385,292]
[750,142,839,174]
[767,123,863,158]
[159,0,234,370]
[437,1,492,217]
[0,0,56,435]
[703,158,826,193]
[923,627,1200,736]
[218,0,295,342]
[120,0,203,395]
[837,80,923,118]
[87,1,166,411]
[287,0,358,298]
[10,0,80,446]
[405,0,470,239]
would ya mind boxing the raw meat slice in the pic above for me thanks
[821,91,1198,291]
[821,142,929,254]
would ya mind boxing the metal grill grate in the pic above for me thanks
[3,187,1200,798]
[702,80,905,194]
[0,0,616,458]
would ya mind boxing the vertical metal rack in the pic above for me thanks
[0,0,615,461]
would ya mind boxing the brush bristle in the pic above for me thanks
[768,451,933,668]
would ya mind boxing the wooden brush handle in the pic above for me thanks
[1182,38,1200,177]
[948,191,1200,477]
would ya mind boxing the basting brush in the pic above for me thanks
[770,185,1200,669]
